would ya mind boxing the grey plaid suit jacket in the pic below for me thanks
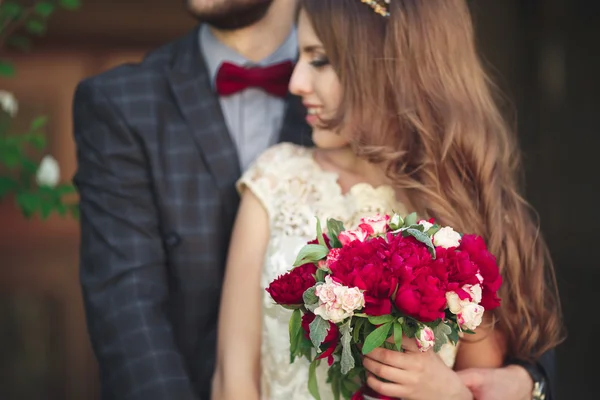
[73,26,311,400]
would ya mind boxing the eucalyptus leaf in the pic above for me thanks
[309,315,330,350]
[340,320,355,374]
[432,323,452,352]
[362,322,392,355]
[426,225,442,236]
[403,228,436,258]
[303,286,319,305]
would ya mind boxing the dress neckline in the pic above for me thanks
[305,147,397,199]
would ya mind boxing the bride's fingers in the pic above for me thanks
[365,372,409,399]
[363,356,410,384]
[363,347,411,369]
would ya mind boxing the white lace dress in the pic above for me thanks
[237,143,456,400]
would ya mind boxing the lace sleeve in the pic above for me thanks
[236,143,299,220]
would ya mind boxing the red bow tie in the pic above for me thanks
[215,61,293,98]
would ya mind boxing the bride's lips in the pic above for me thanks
[304,103,322,126]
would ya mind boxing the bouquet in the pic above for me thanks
[266,212,502,400]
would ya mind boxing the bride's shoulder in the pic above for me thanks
[253,142,313,167]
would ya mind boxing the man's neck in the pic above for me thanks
[209,0,296,63]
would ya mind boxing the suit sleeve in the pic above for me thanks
[538,348,556,400]
[73,81,198,400]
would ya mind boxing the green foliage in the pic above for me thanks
[0,0,82,219]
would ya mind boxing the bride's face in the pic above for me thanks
[289,10,349,149]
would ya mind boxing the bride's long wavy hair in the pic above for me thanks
[300,0,564,361]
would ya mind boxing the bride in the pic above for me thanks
[211,0,563,399]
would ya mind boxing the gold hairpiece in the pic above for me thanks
[360,0,390,18]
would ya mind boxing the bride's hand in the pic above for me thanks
[362,337,472,400]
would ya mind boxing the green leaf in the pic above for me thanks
[293,244,328,266]
[362,322,392,355]
[303,286,319,306]
[426,225,441,236]
[25,19,46,35]
[367,315,395,326]
[56,203,68,216]
[1,146,22,168]
[403,212,417,227]
[315,268,326,282]
[353,318,365,342]
[308,359,321,400]
[309,315,330,350]
[35,2,55,17]
[315,217,327,248]
[403,228,436,258]
[0,2,22,18]
[289,309,302,359]
[16,192,40,217]
[60,0,82,9]
[69,204,79,219]
[326,218,345,248]
[7,35,32,51]
[447,326,460,345]
[56,184,77,195]
[0,60,15,77]
[30,116,48,130]
[40,201,53,219]
[393,321,403,351]
[340,320,355,374]
[401,318,418,338]
[0,176,19,198]
[432,323,452,352]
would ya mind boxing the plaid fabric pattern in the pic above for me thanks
[73,26,311,400]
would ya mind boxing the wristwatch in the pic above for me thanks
[509,359,547,400]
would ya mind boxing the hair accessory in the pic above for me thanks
[360,0,390,17]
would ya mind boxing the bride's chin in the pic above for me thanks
[311,128,349,149]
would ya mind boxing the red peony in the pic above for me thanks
[266,263,317,305]
[432,246,480,297]
[394,264,448,322]
[329,237,397,315]
[458,235,502,309]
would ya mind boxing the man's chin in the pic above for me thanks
[190,0,274,31]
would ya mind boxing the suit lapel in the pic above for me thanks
[166,27,241,190]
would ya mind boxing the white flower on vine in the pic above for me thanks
[36,155,60,187]
[0,90,18,117]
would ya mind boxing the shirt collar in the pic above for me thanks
[199,24,298,87]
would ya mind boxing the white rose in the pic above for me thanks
[36,155,60,187]
[389,213,403,230]
[360,214,390,235]
[458,302,484,331]
[445,291,463,314]
[0,90,18,117]
[418,219,434,232]
[338,226,369,245]
[335,286,365,313]
[463,284,482,304]
[314,302,351,323]
[416,326,435,352]
[433,226,462,248]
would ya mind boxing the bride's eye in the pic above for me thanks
[310,56,330,68]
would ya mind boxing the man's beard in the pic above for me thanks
[188,0,275,31]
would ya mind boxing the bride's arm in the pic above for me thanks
[454,312,507,370]
[211,189,269,400]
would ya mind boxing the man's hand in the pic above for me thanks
[457,365,534,400]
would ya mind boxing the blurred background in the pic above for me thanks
[0,0,597,399]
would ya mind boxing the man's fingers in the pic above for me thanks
[457,368,485,390]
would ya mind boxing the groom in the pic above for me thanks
[73,1,556,399]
